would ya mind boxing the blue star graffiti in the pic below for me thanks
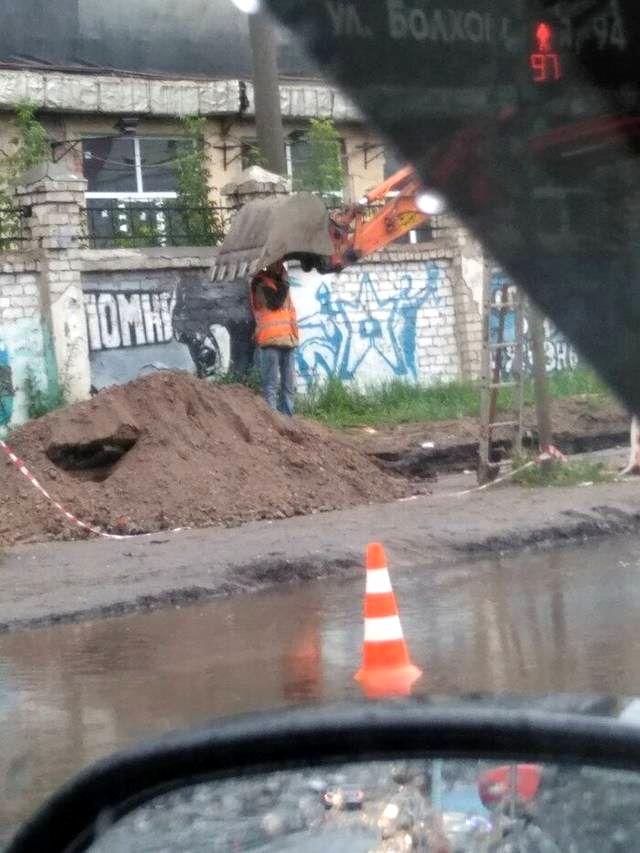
[293,264,443,388]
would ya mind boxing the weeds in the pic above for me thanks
[112,220,163,249]
[292,118,344,196]
[0,101,50,247]
[512,457,615,487]
[545,368,609,399]
[298,368,611,430]
[173,116,224,246]
[214,366,262,393]
[23,367,64,419]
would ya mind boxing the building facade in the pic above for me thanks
[0,68,388,220]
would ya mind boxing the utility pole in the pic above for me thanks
[248,10,287,176]
[527,300,553,451]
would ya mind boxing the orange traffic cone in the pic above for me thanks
[355,542,423,698]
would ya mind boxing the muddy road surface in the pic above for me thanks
[3,535,640,842]
[2,467,640,632]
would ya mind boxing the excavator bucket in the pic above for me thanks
[212,193,335,283]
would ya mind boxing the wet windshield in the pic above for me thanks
[266,0,640,409]
[2,0,640,849]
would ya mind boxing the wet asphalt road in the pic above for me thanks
[3,535,640,841]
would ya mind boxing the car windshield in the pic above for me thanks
[2,0,640,848]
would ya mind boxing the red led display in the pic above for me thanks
[530,21,562,84]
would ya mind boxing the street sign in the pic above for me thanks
[269,1,638,108]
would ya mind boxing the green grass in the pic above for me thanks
[297,377,481,428]
[298,368,611,430]
[512,457,616,488]
[214,366,262,393]
[545,368,609,399]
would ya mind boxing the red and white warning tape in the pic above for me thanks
[399,446,570,502]
[0,438,187,541]
[397,459,537,502]
[449,459,536,497]
[1,430,591,540]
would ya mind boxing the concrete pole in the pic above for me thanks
[527,301,553,451]
[248,10,287,176]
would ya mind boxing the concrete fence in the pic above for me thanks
[0,165,579,435]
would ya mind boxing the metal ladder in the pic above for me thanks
[478,262,526,485]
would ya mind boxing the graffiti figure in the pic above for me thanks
[296,282,352,385]
[171,280,248,379]
[0,344,13,427]
[390,266,442,380]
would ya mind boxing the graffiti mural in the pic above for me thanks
[0,319,52,432]
[490,270,579,375]
[83,270,253,390]
[171,276,252,379]
[292,263,444,388]
[84,290,175,350]
[0,344,13,427]
[543,319,580,372]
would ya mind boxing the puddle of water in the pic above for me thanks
[2,535,640,840]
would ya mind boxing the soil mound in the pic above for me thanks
[0,373,410,545]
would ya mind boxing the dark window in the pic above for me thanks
[83,138,137,194]
[139,138,190,193]
[288,130,346,202]
[240,133,345,200]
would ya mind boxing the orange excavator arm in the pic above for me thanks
[326,165,431,271]
[324,109,624,273]
[216,110,630,282]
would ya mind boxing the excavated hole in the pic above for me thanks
[47,432,139,483]
[371,430,630,478]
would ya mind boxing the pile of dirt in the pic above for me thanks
[0,374,412,546]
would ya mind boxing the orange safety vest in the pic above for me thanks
[250,273,298,348]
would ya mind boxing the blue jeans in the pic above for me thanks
[260,346,296,416]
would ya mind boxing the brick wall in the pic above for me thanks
[77,242,483,398]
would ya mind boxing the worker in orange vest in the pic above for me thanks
[250,260,299,416]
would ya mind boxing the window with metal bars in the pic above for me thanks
[82,136,225,248]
